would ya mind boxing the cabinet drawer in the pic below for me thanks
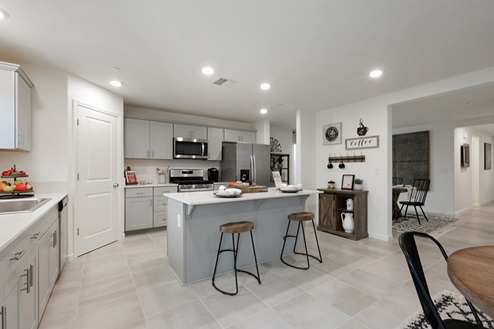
[154,211,167,227]
[154,196,167,212]
[154,186,177,196]
[126,188,153,198]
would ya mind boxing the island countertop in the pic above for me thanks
[164,187,320,205]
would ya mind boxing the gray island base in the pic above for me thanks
[165,188,320,285]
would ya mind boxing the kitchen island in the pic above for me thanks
[165,188,320,285]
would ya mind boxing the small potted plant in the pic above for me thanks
[354,178,363,190]
[327,180,335,189]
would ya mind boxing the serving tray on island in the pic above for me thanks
[213,192,243,198]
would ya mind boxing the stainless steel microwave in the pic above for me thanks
[173,137,208,159]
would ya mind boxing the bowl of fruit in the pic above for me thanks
[0,165,34,195]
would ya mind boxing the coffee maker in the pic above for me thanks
[207,168,219,182]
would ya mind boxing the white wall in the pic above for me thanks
[313,65,494,240]
[0,63,68,190]
[125,106,255,131]
[297,110,318,216]
[454,127,494,211]
[315,99,390,240]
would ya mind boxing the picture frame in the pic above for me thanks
[323,123,342,145]
[341,174,355,190]
[461,143,470,168]
[345,135,379,150]
[485,143,492,170]
[125,170,137,185]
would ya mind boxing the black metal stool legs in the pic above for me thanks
[212,231,261,296]
[280,219,322,270]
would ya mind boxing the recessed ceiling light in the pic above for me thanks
[202,67,214,75]
[369,70,383,78]
[260,83,271,90]
[466,102,475,106]
[0,8,9,19]
[260,108,268,114]
[110,80,123,87]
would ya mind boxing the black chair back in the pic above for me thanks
[409,179,430,204]
[393,177,403,185]
[399,232,483,329]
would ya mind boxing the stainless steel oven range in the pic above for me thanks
[169,169,213,192]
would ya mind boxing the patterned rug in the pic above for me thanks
[397,291,494,329]
[392,213,463,237]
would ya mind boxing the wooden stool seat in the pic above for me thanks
[288,212,314,221]
[280,211,322,270]
[212,220,261,296]
[220,221,254,234]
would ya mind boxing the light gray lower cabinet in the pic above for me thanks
[38,219,59,321]
[126,186,177,231]
[125,188,153,231]
[153,187,176,227]
[0,204,59,329]
[19,247,37,329]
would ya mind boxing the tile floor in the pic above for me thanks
[39,202,494,329]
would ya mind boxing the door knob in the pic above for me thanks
[113,183,120,188]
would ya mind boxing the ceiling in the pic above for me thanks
[1,0,494,130]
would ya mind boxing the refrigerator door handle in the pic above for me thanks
[252,155,257,183]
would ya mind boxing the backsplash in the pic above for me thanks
[124,158,221,184]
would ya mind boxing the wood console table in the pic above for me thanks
[317,188,368,240]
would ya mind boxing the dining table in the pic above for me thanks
[447,246,494,319]
[392,186,407,220]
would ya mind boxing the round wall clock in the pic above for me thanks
[323,123,342,145]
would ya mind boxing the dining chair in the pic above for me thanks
[392,176,403,185]
[399,178,430,224]
[399,231,486,329]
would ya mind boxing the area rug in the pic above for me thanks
[392,213,463,237]
[397,291,494,329]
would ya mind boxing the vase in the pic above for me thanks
[158,175,166,184]
[341,212,355,234]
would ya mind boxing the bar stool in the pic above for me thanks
[212,221,261,296]
[280,212,322,270]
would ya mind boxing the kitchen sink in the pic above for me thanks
[0,198,51,215]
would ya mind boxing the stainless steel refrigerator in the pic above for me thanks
[221,142,271,186]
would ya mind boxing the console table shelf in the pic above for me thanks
[317,188,368,241]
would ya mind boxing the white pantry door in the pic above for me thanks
[75,103,119,256]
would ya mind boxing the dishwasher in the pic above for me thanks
[58,196,68,276]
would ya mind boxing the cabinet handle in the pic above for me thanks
[10,249,26,261]
[20,268,30,293]
[1,305,6,329]
[51,231,57,247]
[29,264,34,288]
[31,232,40,240]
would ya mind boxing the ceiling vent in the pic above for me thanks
[213,78,236,87]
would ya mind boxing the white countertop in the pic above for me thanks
[0,192,67,253]
[124,183,178,189]
[164,188,320,206]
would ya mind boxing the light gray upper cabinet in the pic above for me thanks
[224,129,256,143]
[173,124,207,140]
[0,62,34,151]
[207,127,224,161]
[124,118,173,159]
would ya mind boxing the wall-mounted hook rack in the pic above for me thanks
[328,154,365,163]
